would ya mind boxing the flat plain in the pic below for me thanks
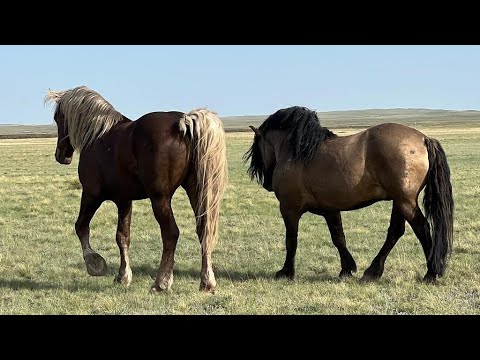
[0,110,479,314]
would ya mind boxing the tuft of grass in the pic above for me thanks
[68,178,82,190]
[0,125,479,314]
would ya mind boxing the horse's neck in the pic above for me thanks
[120,115,132,123]
[107,115,133,131]
[268,130,289,159]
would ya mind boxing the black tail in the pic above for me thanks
[423,137,454,276]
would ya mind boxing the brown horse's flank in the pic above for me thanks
[45,86,227,293]
[246,106,453,283]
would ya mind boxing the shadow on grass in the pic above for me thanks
[0,277,120,293]
[302,272,347,283]
[131,263,273,282]
[130,264,344,284]
[0,269,394,294]
[67,262,398,289]
[0,278,57,291]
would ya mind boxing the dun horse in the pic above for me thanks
[45,86,227,292]
[245,106,453,283]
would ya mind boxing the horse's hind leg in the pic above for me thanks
[150,195,180,292]
[75,192,107,276]
[324,212,357,278]
[362,204,405,281]
[400,204,436,283]
[113,201,133,286]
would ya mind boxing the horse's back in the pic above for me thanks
[366,123,426,143]
[134,111,184,137]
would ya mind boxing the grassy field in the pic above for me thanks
[0,122,479,314]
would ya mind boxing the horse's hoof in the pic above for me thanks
[149,283,171,293]
[199,282,216,294]
[149,285,165,293]
[149,275,173,293]
[360,266,383,283]
[423,273,437,284]
[275,269,295,280]
[114,268,132,286]
[339,270,353,278]
[360,272,381,283]
[199,274,217,294]
[84,252,107,276]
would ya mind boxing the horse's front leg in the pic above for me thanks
[275,204,302,280]
[75,191,106,276]
[114,201,133,286]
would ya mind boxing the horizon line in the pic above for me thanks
[3,107,480,126]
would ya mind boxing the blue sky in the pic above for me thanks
[1,45,480,124]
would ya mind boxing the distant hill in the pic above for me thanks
[224,108,480,131]
[0,124,58,139]
[2,108,480,138]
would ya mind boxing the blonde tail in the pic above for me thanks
[179,109,227,254]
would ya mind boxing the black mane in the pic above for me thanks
[244,106,336,184]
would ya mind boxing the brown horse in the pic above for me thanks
[245,106,453,283]
[45,86,227,293]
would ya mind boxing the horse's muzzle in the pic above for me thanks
[55,152,72,165]
[263,182,273,192]
[59,157,72,165]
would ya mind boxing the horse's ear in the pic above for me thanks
[249,126,262,137]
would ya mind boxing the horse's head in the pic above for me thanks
[45,86,124,162]
[53,107,74,165]
[244,126,276,192]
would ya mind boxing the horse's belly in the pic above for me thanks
[309,185,390,212]
[103,178,148,201]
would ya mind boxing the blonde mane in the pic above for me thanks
[44,86,123,152]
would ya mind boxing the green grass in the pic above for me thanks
[0,124,479,314]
